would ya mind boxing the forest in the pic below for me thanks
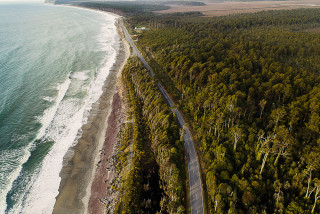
[76,1,320,213]
[76,1,170,17]
[128,8,320,213]
[115,58,185,213]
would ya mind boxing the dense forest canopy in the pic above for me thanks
[76,1,170,17]
[74,0,320,212]
[127,8,320,213]
[115,58,186,213]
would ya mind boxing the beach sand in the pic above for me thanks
[87,92,121,214]
[87,22,130,214]
[53,18,130,214]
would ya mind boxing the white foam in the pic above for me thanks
[0,78,71,214]
[37,78,71,140]
[0,146,32,214]
[18,11,119,214]
[71,70,89,81]
[20,101,87,214]
[42,96,54,102]
[89,16,118,106]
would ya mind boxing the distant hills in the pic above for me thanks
[48,0,288,5]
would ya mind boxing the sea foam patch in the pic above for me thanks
[72,70,90,81]
[42,96,54,103]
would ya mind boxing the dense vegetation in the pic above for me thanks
[76,1,320,212]
[228,0,284,1]
[76,1,170,17]
[157,1,206,6]
[128,8,320,213]
[115,58,186,213]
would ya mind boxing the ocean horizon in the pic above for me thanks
[0,3,119,213]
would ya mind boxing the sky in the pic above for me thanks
[0,0,43,2]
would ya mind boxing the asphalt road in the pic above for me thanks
[119,19,154,77]
[119,18,204,214]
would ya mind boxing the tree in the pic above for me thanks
[311,178,320,213]
[270,108,286,133]
[303,150,320,198]
[230,126,243,151]
[127,8,320,213]
[242,191,255,207]
[226,95,237,128]
[272,126,293,166]
[273,180,284,212]
[259,99,267,119]
[214,113,224,140]
[258,132,275,174]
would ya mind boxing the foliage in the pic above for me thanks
[158,1,206,6]
[133,8,320,213]
[116,58,185,213]
[75,1,170,17]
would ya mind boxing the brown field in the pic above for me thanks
[302,27,320,33]
[155,0,320,16]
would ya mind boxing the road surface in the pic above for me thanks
[119,19,154,77]
[119,18,204,214]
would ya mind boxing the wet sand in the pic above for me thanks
[87,92,120,214]
[53,17,130,214]
[87,23,130,214]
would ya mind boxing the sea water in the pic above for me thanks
[0,3,119,213]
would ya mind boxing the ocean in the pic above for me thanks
[0,3,119,213]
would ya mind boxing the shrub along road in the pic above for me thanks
[119,18,204,214]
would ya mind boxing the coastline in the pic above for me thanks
[53,13,130,214]
[87,21,130,214]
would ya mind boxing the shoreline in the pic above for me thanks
[87,21,130,214]
[53,12,130,214]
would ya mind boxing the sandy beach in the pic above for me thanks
[53,15,130,214]
[87,22,130,214]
